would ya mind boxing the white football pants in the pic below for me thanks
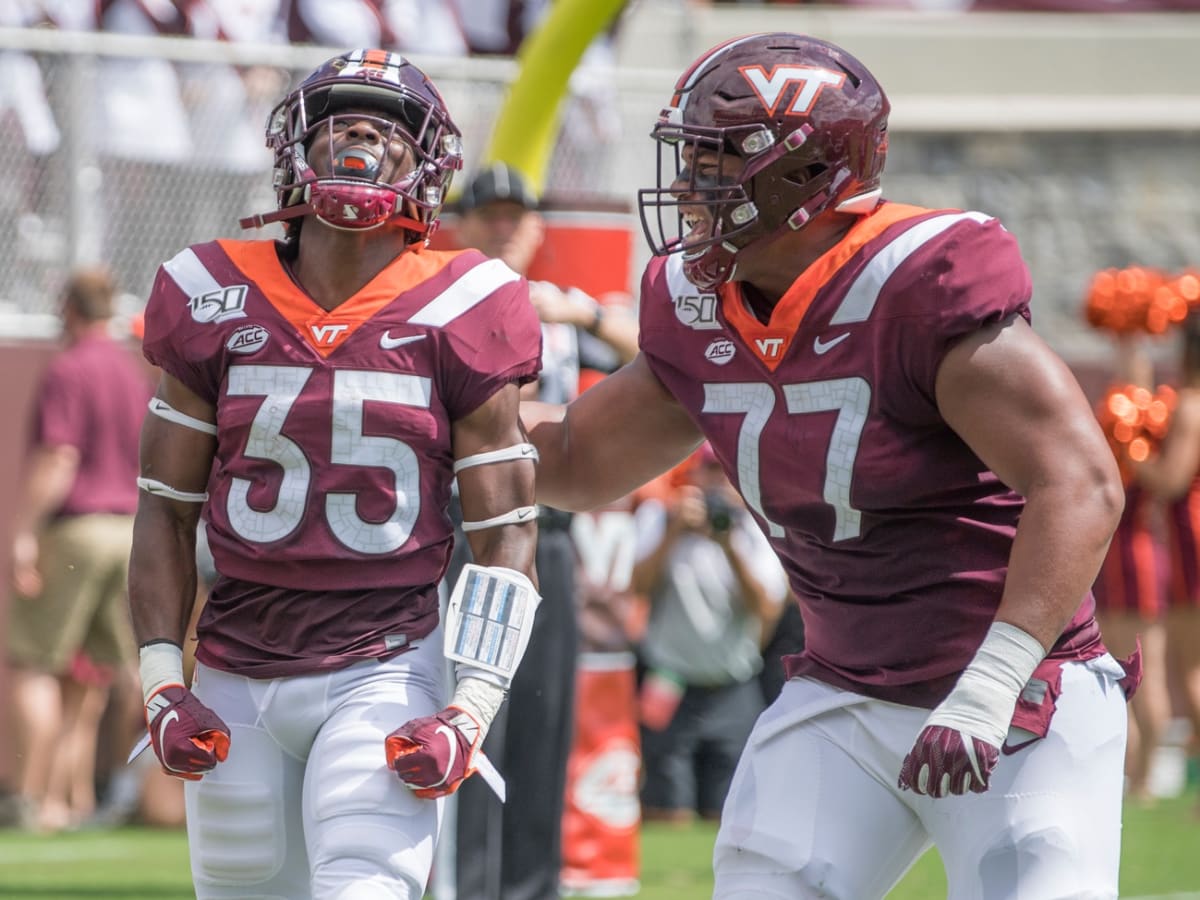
[184,631,446,900]
[714,655,1129,900]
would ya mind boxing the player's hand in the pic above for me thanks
[899,622,1045,799]
[898,724,999,798]
[385,706,482,799]
[145,684,231,781]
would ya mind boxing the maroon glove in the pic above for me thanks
[385,706,481,799]
[897,725,999,798]
[145,684,231,781]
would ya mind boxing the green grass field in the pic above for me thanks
[0,791,1196,899]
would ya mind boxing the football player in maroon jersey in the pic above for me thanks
[128,50,543,898]
[524,33,1137,898]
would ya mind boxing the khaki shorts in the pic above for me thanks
[8,513,137,673]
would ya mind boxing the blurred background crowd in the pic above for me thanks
[1,0,1199,897]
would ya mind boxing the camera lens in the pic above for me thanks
[704,492,733,532]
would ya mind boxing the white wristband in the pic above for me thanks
[925,622,1047,748]
[139,642,185,705]
[450,674,506,741]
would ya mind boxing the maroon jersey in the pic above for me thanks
[34,332,151,516]
[143,239,542,676]
[639,202,1104,708]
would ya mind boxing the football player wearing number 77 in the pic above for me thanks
[128,50,544,899]
[522,32,1140,900]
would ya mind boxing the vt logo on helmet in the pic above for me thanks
[638,33,890,291]
[241,49,463,241]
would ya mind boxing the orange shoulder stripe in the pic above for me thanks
[721,202,933,370]
[216,241,472,357]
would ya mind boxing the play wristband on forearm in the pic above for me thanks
[138,641,185,704]
[444,564,542,687]
[924,622,1047,747]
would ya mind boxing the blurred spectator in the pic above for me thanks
[182,0,285,238]
[1131,315,1200,808]
[93,1,191,164]
[93,0,195,295]
[0,3,60,158]
[1093,336,1172,804]
[284,0,469,55]
[6,266,152,832]
[453,0,540,55]
[455,162,638,371]
[630,444,788,823]
[0,2,61,306]
[442,162,635,900]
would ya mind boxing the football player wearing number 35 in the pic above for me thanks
[522,32,1140,900]
[128,50,543,899]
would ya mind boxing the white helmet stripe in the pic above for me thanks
[676,34,762,109]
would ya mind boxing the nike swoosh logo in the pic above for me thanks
[813,332,850,355]
[435,724,457,787]
[159,710,180,753]
[380,332,427,349]
[517,508,535,520]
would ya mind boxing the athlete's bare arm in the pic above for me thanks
[521,353,704,511]
[936,315,1124,651]
[129,373,217,647]
[453,381,539,583]
[1133,389,1200,500]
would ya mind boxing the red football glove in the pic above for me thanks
[897,725,999,798]
[385,706,482,799]
[145,684,231,781]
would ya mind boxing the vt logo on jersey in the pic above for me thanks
[306,319,354,352]
[190,285,248,324]
[756,337,785,358]
[746,329,793,367]
[739,65,845,116]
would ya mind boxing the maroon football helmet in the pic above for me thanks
[638,33,890,290]
[241,49,463,239]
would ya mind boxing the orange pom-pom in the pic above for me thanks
[1095,383,1177,483]
[1083,267,1172,335]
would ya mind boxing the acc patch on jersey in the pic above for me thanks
[225,324,270,355]
[705,338,736,365]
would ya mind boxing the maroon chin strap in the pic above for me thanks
[239,203,429,236]
[239,205,308,230]
[241,177,432,235]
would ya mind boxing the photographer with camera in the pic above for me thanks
[630,443,788,823]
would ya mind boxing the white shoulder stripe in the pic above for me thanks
[665,254,694,297]
[162,247,221,300]
[829,211,993,326]
[408,258,522,328]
